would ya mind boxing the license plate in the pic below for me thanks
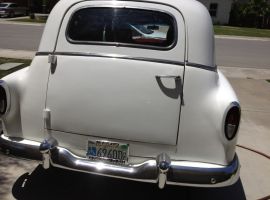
[86,140,129,165]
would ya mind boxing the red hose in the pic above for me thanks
[237,144,270,160]
[257,195,270,200]
[236,144,270,200]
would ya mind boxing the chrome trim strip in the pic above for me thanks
[36,52,217,72]
[35,51,215,71]
[187,62,217,72]
[0,133,240,187]
[155,75,181,79]
[36,51,185,66]
[50,147,158,182]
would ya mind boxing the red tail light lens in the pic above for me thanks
[224,104,241,140]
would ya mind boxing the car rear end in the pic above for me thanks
[0,0,240,189]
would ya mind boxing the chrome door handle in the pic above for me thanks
[155,75,181,80]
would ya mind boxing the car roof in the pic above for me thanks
[39,0,215,67]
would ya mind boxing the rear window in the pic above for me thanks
[67,7,176,49]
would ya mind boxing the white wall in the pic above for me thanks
[197,0,233,24]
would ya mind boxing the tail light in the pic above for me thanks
[224,102,241,140]
[0,81,10,116]
[0,86,7,115]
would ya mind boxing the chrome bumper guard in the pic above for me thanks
[0,134,240,189]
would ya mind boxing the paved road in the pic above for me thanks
[0,23,270,69]
[0,23,44,51]
[216,36,270,69]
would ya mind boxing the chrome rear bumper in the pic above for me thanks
[0,133,240,188]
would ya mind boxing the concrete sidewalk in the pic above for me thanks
[0,50,270,199]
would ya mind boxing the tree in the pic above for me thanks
[242,0,270,28]
[229,1,246,26]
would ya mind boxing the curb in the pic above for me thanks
[0,20,45,27]
[0,49,35,59]
[215,35,270,42]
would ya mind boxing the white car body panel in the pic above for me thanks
[178,67,238,164]
[46,57,183,145]
[2,57,50,141]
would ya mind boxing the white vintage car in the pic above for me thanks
[0,0,241,189]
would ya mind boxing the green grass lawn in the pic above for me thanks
[214,26,270,38]
[0,57,31,78]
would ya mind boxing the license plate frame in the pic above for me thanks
[86,140,129,165]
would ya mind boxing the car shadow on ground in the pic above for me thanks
[12,164,246,200]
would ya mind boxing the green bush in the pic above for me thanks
[229,0,270,29]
